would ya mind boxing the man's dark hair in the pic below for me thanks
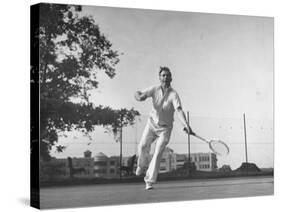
[159,66,172,76]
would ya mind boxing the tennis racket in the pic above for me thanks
[192,133,230,156]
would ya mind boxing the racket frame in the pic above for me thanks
[192,134,229,156]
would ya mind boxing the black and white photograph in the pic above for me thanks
[2,0,281,212]
[30,2,275,210]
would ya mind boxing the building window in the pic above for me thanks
[201,164,209,169]
[95,169,106,174]
[95,161,107,166]
[110,161,115,166]
[110,169,115,174]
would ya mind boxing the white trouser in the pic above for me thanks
[137,119,172,183]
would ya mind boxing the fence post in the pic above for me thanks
[187,111,191,176]
[243,113,248,175]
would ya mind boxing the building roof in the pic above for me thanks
[94,152,108,158]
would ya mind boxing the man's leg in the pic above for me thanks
[144,128,172,184]
[136,123,157,175]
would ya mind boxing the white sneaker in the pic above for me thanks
[145,182,153,190]
[135,167,144,176]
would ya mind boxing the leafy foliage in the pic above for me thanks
[35,3,140,160]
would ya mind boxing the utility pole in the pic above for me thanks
[243,113,248,164]
[243,113,248,175]
[119,125,123,180]
[187,111,191,176]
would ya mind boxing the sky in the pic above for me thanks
[51,6,274,169]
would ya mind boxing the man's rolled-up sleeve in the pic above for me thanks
[141,86,155,98]
[172,92,182,110]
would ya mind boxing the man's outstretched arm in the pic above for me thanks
[176,106,195,135]
[134,91,148,101]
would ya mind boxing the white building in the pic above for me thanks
[41,150,121,180]
[142,147,218,173]
[92,152,120,178]
[183,152,217,171]
[41,148,218,181]
[159,148,218,172]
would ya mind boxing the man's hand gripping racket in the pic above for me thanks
[183,127,230,156]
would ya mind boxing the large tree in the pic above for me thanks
[34,3,140,160]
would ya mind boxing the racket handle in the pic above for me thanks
[193,134,208,143]
[183,127,196,135]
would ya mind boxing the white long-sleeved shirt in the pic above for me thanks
[141,85,182,128]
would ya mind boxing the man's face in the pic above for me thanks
[159,70,172,86]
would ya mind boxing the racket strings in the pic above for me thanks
[209,140,229,156]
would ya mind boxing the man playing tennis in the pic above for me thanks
[134,66,194,190]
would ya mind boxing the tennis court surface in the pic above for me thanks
[40,176,273,209]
